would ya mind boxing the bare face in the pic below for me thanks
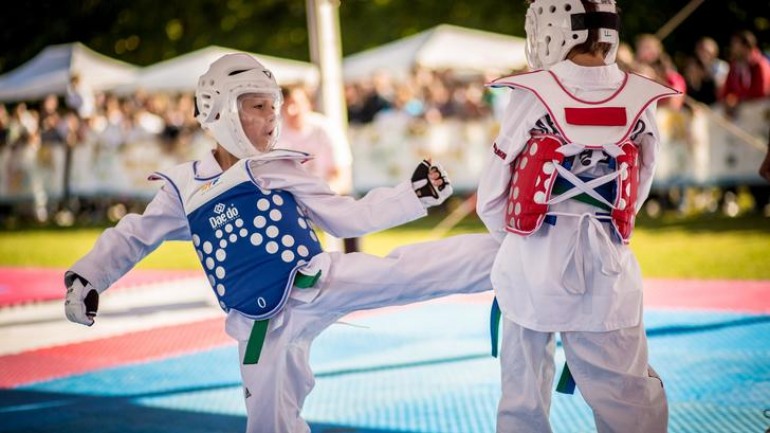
[238,93,280,152]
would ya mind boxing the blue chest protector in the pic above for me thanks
[187,181,323,319]
[154,157,324,321]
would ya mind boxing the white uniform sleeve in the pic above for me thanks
[476,149,511,243]
[476,89,545,243]
[250,159,427,238]
[69,185,191,292]
[635,105,661,212]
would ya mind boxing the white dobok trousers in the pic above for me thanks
[226,233,499,433]
[496,316,668,433]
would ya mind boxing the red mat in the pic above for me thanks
[1,277,769,389]
[0,318,228,388]
[0,267,202,307]
[3,267,769,314]
[643,278,770,313]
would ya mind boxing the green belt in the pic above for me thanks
[490,297,576,395]
[242,270,322,365]
[243,319,269,365]
[556,363,576,394]
[293,270,321,289]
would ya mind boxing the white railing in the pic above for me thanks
[0,100,767,207]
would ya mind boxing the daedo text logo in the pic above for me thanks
[209,203,240,229]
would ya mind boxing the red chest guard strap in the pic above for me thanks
[610,141,640,242]
[505,134,565,235]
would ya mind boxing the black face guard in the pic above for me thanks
[570,12,620,32]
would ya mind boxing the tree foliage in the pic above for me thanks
[1,0,768,74]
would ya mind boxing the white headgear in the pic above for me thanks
[195,53,283,159]
[525,0,620,70]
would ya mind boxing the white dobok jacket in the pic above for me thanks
[477,60,667,332]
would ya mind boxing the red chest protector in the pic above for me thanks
[490,70,678,243]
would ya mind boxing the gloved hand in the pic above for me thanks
[411,159,453,207]
[64,271,100,326]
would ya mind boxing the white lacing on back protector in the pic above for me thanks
[545,142,625,294]
[545,142,624,209]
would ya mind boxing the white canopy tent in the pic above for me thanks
[343,24,528,82]
[0,42,138,102]
[117,46,319,94]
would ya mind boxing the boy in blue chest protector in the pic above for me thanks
[64,53,499,433]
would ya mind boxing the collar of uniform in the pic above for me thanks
[551,60,624,91]
[194,148,312,181]
[193,150,225,180]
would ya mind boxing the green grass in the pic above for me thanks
[1,211,768,280]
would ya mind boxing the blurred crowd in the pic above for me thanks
[0,29,768,225]
[616,30,770,115]
[344,66,502,125]
[0,82,204,223]
[617,30,770,214]
[342,29,769,122]
[0,84,201,166]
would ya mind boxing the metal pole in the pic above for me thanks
[306,0,359,252]
[306,0,347,136]
[655,0,707,41]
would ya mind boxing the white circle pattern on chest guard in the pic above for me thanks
[188,182,323,318]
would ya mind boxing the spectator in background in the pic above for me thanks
[65,73,96,120]
[683,37,730,106]
[635,33,687,110]
[453,81,490,121]
[720,30,770,118]
[754,127,770,214]
[0,104,9,196]
[423,77,458,123]
[39,94,63,145]
[38,94,66,215]
[0,103,8,147]
[280,84,352,195]
[281,84,356,253]
[357,70,394,123]
[373,81,423,130]
[615,41,637,72]
[760,128,770,183]
[7,102,39,151]
[160,93,199,158]
[6,104,46,222]
[344,82,368,124]
[280,85,336,182]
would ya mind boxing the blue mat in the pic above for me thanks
[3,303,770,433]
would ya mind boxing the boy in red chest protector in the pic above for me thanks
[477,1,674,431]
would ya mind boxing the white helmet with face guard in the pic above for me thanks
[195,53,283,159]
[525,0,620,70]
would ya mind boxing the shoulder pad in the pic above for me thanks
[148,161,196,182]
[249,149,313,165]
[487,70,548,90]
